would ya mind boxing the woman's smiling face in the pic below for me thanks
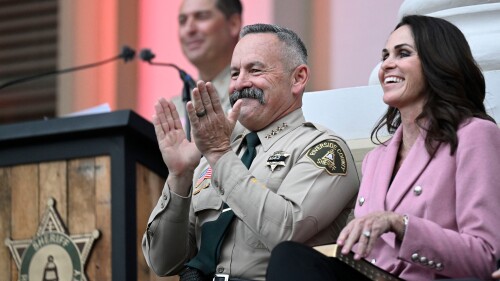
[378,25,426,113]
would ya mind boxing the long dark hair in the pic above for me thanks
[371,14,495,155]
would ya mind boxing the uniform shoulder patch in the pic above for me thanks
[306,140,348,176]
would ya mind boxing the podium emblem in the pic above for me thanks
[4,198,100,281]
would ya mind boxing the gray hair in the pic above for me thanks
[240,23,308,71]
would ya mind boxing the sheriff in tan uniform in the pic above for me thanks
[143,108,359,280]
[142,24,360,281]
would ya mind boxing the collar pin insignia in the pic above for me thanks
[265,123,288,139]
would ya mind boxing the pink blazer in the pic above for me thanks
[355,118,500,281]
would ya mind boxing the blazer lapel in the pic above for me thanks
[369,128,401,212]
[385,128,433,211]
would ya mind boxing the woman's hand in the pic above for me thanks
[492,268,500,279]
[337,211,406,260]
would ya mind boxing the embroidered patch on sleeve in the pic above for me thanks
[306,140,348,176]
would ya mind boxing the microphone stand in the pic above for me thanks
[0,46,136,91]
[182,78,192,142]
[139,48,195,141]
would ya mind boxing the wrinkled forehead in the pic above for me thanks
[232,33,284,63]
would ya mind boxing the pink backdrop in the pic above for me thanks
[137,0,272,120]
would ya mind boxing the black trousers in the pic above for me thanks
[266,241,371,281]
[266,241,488,281]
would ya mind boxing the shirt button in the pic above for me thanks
[411,253,419,262]
[413,185,423,196]
[220,188,225,195]
[217,267,224,273]
[214,180,219,186]
[358,197,365,206]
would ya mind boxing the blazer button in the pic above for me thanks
[413,185,423,196]
[436,262,444,271]
[428,260,435,268]
[411,253,419,262]
[419,256,428,264]
[358,197,365,206]
[217,267,224,273]
[162,193,168,200]
[220,188,225,195]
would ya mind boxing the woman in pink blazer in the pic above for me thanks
[267,15,500,281]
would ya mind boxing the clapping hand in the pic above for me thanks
[153,98,202,195]
[186,81,241,166]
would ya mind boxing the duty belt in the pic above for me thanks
[179,267,252,281]
[214,275,251,281]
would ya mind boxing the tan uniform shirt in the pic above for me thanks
[142,108,360,280]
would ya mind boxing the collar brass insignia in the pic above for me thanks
[5,198,99,281]
[193,167,212,195]
[264,123,288,139]
[266,151,291,171]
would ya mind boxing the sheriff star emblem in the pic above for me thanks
[4,198,99,281]
[266,151,290,171]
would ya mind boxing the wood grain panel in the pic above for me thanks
[10,164,39,237]
[0,168,12,280]
[10,164,39,281]
[93,156,112,280]
[136,163,176,281]
[136,163,150,281]
[39,161,67,221]
[68,158,96,233]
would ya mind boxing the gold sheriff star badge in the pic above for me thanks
[4,198,99,281]
[266,151,291,171]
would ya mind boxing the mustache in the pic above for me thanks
[229,87,266,107]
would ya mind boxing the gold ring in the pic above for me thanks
[196,109,206,117]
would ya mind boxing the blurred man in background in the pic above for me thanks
[172,0,243,122]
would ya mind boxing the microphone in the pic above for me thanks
[139,48,196,101]
[0,45,136,91]
[139,48,196,141]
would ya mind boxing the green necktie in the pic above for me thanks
[187,132,260,275]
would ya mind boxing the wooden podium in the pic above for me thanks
[0,110,174,281]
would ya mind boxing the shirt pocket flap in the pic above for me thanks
[192,184,223,213]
